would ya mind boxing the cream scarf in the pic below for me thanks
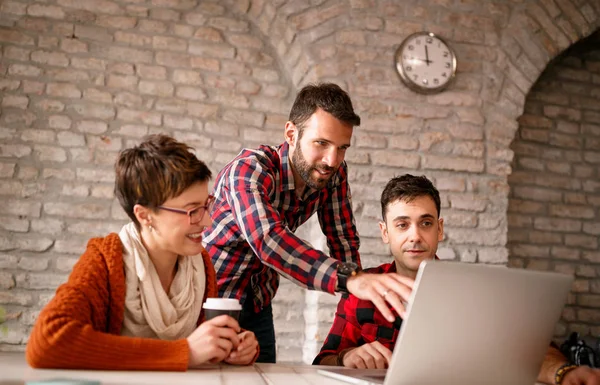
[119,222,205,340]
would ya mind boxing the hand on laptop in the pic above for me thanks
[342,341,392,369]
[346,272,414,322]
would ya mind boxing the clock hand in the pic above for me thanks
[425,45,431,66]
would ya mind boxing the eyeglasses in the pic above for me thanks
[157,195,215,225]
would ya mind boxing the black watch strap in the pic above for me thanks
[336,262,360,294]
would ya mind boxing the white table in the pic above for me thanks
[0,352,344,385]
[0,352,547,385]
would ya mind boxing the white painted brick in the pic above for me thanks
[172,69,202,85]
[137,64,167,80]
[70,148,93,163]
[114,92,143,108]
[0,128,18,141]
[0,323,27,344]
[223,109,265,127]
[173,24,194,37]
[186,102,219,119]
[138,19,167,33]
[8,64,42,77]
[43,168,75,180]
[83,88,112,104]
[48,115,72,130]
[2,95,29,109]
[38,35,59,48]
[172,132,211,148]
[57,131,86,147]
[153,36,187,51]
[164,115,193,130]
[188,42,235,58]
[60,38,88,53]
[0,272,15,289]
[87,136,123,152]
[0,163,15,178]
[68,103,116,120]
[94,151,118,165]
[117,108,161,125]
[111,201,130,221]
[55,256,79,272]
[34,99,65,113]
[0,291,34,306]
[21,129,55,143]
[0,180,22,196]
[0,216,29,232]
[34,145,67,162]
[0,144,32,158]
[17,272,67,290]
[0,199,41,218]
[54,238,87,254]
[139,80,174,96]
[116,124,148,137]
[76,120,108,135]
[0,254,18,269]
[18,256,49,271]
[176,86,207,100]
[15,236,54,252]
[31,218,64,234]
[44,202,110,219]
[1,1,28,16]
[31,50,69,67]
[61,183,90,197]
[67,221,121,235]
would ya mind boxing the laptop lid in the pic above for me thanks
[318,261,573,385]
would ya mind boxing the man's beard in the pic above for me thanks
[292,144,336,191]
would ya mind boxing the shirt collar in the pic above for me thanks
[386,255,440,274]
[278,141,295,192]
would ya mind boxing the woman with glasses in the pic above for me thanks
[26,134,258,370]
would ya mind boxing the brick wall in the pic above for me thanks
[508,30,600,339]
[0,0,599,362]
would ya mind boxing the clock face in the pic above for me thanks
[394,32,457,94]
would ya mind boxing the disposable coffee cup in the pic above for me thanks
[203,298,242,321]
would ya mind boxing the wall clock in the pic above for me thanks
[394,32,457,94]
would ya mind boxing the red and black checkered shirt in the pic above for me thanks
[314,262,402,364]
[203,142,361,313]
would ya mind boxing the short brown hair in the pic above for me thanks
[288,83,360,138]
[114,134,212,227]
[381,174,441,221]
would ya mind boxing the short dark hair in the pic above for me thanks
[380,174,441,221]
[114,134,212,228]
[288,82,360,137]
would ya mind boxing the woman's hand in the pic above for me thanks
[224,330,259,365]
[186,315,241,368]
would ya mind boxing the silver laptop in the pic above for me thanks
[318,261,573,385]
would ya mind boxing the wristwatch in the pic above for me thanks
[336,262,361,294]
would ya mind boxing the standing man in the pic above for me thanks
[203,83,413,362]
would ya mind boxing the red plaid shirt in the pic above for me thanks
[203,142,360,312]
[314,262,401,364]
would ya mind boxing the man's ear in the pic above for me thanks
[380,221,389,244]
[438,217,444,242]
[284,121,297,147]
[133,204,152,228]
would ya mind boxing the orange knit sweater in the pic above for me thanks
[26,233,218,371]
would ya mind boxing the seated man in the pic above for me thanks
[313,174,600,385]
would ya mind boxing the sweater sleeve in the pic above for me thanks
[26,236,190,371]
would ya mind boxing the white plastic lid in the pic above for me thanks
[202,298,242,310]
